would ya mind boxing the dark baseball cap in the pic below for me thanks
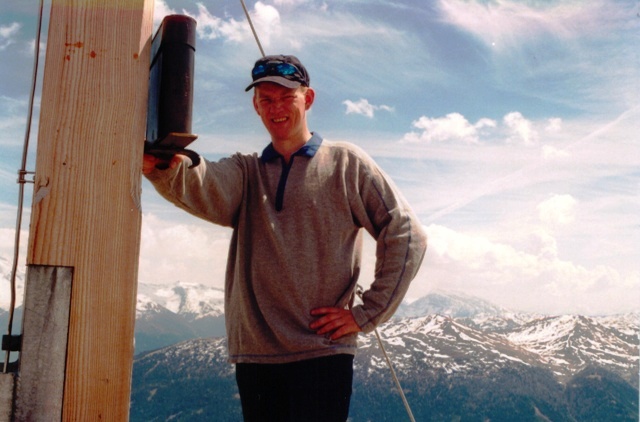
[245,54,310,92]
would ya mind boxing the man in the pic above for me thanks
[143,54,427,421]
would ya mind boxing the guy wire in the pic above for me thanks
[356,286,416,422]
[240,0,266,58]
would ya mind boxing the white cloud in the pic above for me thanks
[236,5,436,90]
[174,2,280,48]
[189,3,224,40]
[0,227,28,309]
[153,1,267,45]
[153,0,176,29]
[542,145,569,160]
[436,0,611,51]
[416,223,639,315]
[0,23,21,50]
[503,112,538,146]
[343,98,394,119]
[435,0,637,111]
[537,194,577,226]
[524,229,558,260]
[182,3,244,42]
[401,111,547,146]
[545,117,562,133]
[273,0,308,5]
[138,213,231,287]
[252,2,282,47]
[403,112,496,144]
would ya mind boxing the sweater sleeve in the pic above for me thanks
[348,149,427,333]
[144,153,246,227]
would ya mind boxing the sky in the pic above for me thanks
[1,0,638,316]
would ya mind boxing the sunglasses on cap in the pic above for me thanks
[246,55,310,91]
[252,61,301,79]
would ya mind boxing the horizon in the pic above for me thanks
[1,0,638,316]
[2,256,637,318]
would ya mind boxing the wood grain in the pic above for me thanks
[25,1,154,419]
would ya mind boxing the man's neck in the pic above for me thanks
[272,131,312,164]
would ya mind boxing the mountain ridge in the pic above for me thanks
[131,310,638,421]
[127,283,637,420]
[1,261,637,420]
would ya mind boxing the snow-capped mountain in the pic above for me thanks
[0,256,227,353]
[4,256,637,420]
[397,290,510,318]
[134,281,226,353]
[505,314,639,381]
[397,290,542,333]
[595,312,640,336]
[131,308,639,421]
[131,286,639,385]
[357,314,542,378]
[0,258,225,320]
[373,313,638,386]
[129,284,638,421]
[136,281,224,319]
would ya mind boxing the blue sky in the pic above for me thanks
[1,0,638,315]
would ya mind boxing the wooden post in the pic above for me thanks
[18,0,154,420]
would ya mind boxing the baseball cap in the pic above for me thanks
[245,55,310,92]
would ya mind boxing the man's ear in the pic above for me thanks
[304,88,315,110]
[252,94,260,115]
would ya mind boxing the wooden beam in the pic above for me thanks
[24,0,154,419]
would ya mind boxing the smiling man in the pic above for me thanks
[143,54,427,422]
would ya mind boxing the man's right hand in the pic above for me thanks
[142,153,184,174]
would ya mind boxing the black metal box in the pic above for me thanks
[145,15,197,151]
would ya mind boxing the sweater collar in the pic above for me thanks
[261,132,323,163]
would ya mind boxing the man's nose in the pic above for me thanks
[269,99,285,109]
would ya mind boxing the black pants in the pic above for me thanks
[235,354,354,422]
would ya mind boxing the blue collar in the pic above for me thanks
[261,132,323,163]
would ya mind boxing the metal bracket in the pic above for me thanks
[1,335,22,352]
[144,132,201,169]
[17,170,35,184]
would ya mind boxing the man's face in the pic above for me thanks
[253,82,314,142]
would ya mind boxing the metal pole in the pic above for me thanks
[3,0,43,374]
[240,0,266,57]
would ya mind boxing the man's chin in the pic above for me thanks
[267,127,291,140]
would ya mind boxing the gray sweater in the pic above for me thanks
[146,134,427,363]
